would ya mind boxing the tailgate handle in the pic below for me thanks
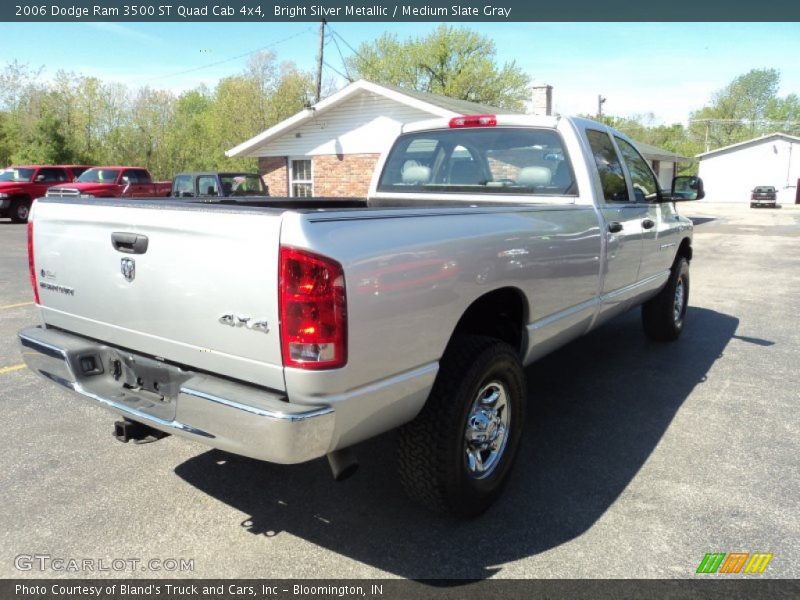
[111,232,148,254]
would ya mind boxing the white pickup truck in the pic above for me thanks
[19,115,703,517]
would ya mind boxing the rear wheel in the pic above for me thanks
[642,257,690,341]
[10,199,30,223]
[397,335,526,517]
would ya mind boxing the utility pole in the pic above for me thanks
[597,95,606,119]
[315,20,326,104]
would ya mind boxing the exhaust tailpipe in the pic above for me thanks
[326,447,359,481]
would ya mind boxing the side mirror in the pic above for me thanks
[668,175,704,201]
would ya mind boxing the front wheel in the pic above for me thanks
[397,335,526,517]
[10,199,30,223]
[642,257,690,341]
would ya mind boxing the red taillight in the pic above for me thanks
[27,220,40,305]
[449,114,497,128]
[279,247,347,370]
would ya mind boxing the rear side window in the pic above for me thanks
[173,175,194,197]
[36,168,68,182]
[133,169,151,183]
[586,129,628,203]
[197,176,219,196]
[378,128,576,196]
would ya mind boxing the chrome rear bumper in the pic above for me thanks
[18,326,335,464]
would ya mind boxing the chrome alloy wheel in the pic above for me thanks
[673,278,686,324]
[464,381,510,479]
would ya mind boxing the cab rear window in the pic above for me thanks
[377,128,576,196]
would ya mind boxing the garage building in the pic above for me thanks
[697,133,800,204]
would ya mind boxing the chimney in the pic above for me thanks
[530,84,553,116]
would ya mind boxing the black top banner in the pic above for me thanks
[4,0,800,21]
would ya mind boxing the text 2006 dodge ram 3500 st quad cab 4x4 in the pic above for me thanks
[19,115,703,516]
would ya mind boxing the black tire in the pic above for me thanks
[642,257,690,341]
[397,335,526,517]
[10,199,30,223]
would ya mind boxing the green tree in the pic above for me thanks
[16,106,71,164]
[348,25,530,111]
[688,68,797,150]
[0,112,10,166]
[162,89,215,174]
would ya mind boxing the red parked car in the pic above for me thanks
[46,167,171,199]
[0,165,91,223]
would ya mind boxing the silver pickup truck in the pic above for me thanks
[19,115,703,517]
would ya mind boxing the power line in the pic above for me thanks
[690,118,800,126]
[323,60,350,82]
[329,29,354,83]
[133,27,314,86]
[326,26,367,64]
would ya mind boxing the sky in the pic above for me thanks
[1,21,798,125]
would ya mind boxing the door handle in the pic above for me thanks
[607,221,623,233]
[111,232,148,254]
[642,219,655,230]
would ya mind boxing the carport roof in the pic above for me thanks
[633,141,690,163]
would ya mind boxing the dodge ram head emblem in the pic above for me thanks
[120,258,136,282]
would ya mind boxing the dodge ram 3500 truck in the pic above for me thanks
[0,164,91,222]
[46,166,171,198]
[171,172,269,198]
[19,115,703,517]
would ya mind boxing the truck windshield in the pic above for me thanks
[77,169,120,183]
[378,128,576,196]
[220,174,267,196]
[0,168,35,182]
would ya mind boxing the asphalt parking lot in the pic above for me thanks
[0,202,798,580]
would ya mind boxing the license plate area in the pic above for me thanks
[67,347,191,422]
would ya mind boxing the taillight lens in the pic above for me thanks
[27,220,40,305]
[449,114,497,128]
[279,247,347,369]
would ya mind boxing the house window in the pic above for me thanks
[290,158,313,197]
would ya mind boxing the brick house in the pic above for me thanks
[225,79,521,197]
[226,79,687,198]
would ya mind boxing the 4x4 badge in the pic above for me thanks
[121,257,135,282]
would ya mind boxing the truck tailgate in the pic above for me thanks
[31,200,285,391]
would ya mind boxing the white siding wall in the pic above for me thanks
[698,138,800,203]
[258,90,437,157]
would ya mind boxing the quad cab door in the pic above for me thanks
[584,128,647,311]
[611,136,671,283]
